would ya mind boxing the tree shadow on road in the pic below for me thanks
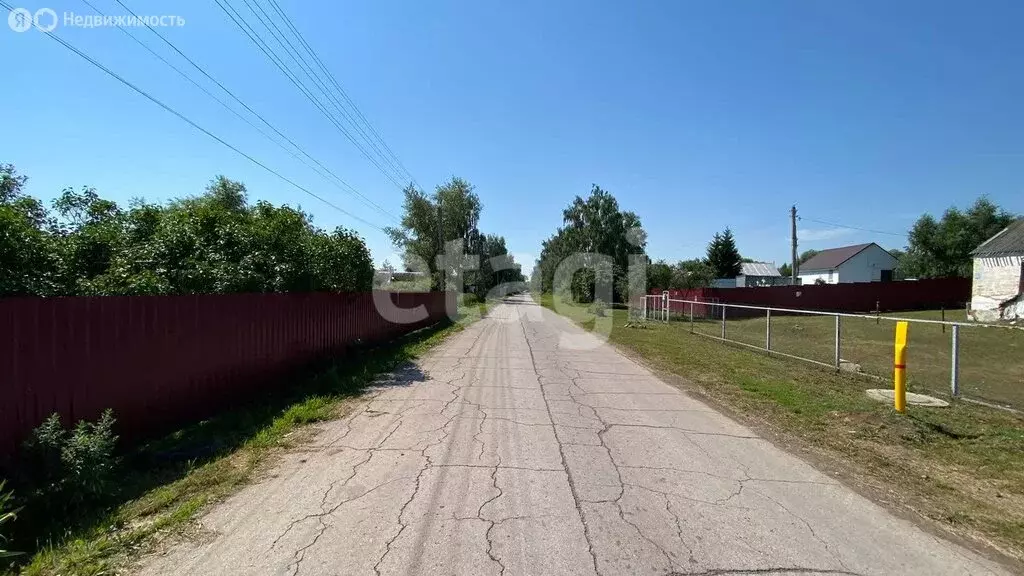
[367,363,431,390]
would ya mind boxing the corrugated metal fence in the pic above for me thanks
[0,291,455,455]
[651,278,970,319]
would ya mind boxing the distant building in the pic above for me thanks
[970,218,1024,322]
[797,243,897,285]
[373,269,428,286]
[736,262,785,287]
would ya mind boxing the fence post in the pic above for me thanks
[894,321,909,414]
[642,295,647,321]
[950,324,960,397]
[663,292,668,322]
[721,305,726,339]
[834,315,841,371]
[689,301,694,333]
[765,308,772,351]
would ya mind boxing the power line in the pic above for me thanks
[237,0,409,184]
[213,0,410,191]
[78,0,395,225]
[243,0,411,186]
[3,0,388,232]
[264,0,419,188]
[216,0,405,191]
[799,216,907,237]
[109,0,402,223]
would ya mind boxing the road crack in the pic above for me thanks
[519,308,603,576]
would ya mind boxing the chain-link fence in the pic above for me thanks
[638,294,1024,410]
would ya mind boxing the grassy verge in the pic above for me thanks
[539,293,1024,564]
[14,304,488,576]
[691,307,1023,408]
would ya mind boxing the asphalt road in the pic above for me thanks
[140,295,1009,576]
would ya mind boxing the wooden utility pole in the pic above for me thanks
[436,197,443,254]
[790,205,798,284]
[436,195,443,291]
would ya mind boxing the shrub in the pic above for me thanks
[461,293,482,307]
[21,413,65,492]
[63,410,119,502]
[22,410,119,510]
[0,481,20,561]
[588,299,609,317]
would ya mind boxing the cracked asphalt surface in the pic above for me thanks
[138,295,1010,576]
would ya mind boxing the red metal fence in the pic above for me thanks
[652,278,971,318]
[0,291,455,455]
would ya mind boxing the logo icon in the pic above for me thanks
[8,7,32,32]
[33,7,57,32]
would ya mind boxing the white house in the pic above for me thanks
[969,218,1024,322]
[797,243,898,285]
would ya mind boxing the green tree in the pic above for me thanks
[374,260,396,288]
[534,185,647,302]
[51,186,127,294]
[899,197,1017,278]
[386,177,520,295]
[705,228,742,278]
[647,260,673,291]
[671,259,715,289]
[386,178,481,290]
[0,163,28,202]
[0,166,374,297]
[799,249,819,264]
[773,250,819,278]
[886,248,906,279]
[535,228,570,294]
[0,165,60,296]
[476,234,525,296]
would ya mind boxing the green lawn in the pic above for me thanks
[677,307,1024,408]
[539,294,1024,564]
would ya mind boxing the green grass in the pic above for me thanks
[540,293,1024,562]
[379,279,433,292]
[12,303,489,576]
[675,306,1024,408]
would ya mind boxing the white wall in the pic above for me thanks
[971,256,1023,321]
[798,270,837,285]
[836,245,898,283]
[797,245,897,285]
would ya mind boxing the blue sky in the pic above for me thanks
[3,0,1023,276]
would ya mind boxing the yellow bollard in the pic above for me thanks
[894,321,908,413]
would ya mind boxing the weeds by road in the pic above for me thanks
[16,303,490,576]
[539,293,1024,564]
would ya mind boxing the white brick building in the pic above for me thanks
[970,218,1024,322]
